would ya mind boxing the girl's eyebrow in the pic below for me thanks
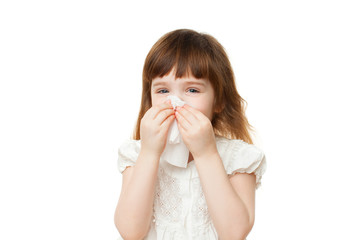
[184,80,206,86]
[152,80,206,88]
[151,81,166,88]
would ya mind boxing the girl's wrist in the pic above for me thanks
[193,148,219,162]
[139,147,161,161]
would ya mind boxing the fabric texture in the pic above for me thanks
[117,135,267,240]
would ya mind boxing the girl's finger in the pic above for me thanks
[175,115,185,135]
[161,114,175,132]
[150,101,173,120]
[175,111,189,131]
[176,106,197,125]
[156,109,175,125]
[182,104,204,121]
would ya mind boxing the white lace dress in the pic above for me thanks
[117,135,267,240]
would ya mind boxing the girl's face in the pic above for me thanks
[151,70,215,121]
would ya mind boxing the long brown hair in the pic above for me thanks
[133,29,255,144]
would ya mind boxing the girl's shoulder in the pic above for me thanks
[215,135,263,154]
[118,138,141,149]
[215,135,267,189]
[117,138,141,173]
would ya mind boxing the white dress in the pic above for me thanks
[117,135,267,240]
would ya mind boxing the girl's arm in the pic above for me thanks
[194,153,256,240]
[114,150,160,240]
[114,101,175,240]
[175,104,255,239]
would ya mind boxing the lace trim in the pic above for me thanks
[191,220,216,238]
[153,220,216,238]
[191,178,210,224]
[153,167,183,224]
[152,168,212,226]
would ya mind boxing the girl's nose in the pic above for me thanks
[176,95,184,103]
[171,94,184,102]
[167,95,185,108]
[173,92,185,102]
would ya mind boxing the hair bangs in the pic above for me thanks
[144,31,212,83]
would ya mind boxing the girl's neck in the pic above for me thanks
[188,152,194,163]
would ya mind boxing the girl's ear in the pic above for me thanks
[214,101,225,114]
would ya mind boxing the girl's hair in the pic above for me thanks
[133,29,255,144]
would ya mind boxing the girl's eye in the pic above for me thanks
[157,89,169,94]
[156,88,199,94]
[187,88,199,93]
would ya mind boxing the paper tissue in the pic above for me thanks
[160,95,190,168]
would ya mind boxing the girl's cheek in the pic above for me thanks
[151,95,165,106]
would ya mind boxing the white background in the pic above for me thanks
[1,0,354,239]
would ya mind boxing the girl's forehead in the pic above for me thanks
[152,70,208,83]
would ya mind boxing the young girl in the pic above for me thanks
[114,29,267,240]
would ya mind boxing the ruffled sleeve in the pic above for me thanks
[219,138,267,189]
[117,139,141,174]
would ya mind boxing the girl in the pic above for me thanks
[114,29,267,240]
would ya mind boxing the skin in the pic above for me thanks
[114,100,175,240]
[175,104,256,239]
[114,70,257,239]
[150,70,216,122]
[150,70,217,161]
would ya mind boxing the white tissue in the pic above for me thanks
[161,95,190,168]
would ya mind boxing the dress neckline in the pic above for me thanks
[187,160,196,168]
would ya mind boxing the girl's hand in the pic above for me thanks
[175,104,218,160]
[140,100,175,158]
